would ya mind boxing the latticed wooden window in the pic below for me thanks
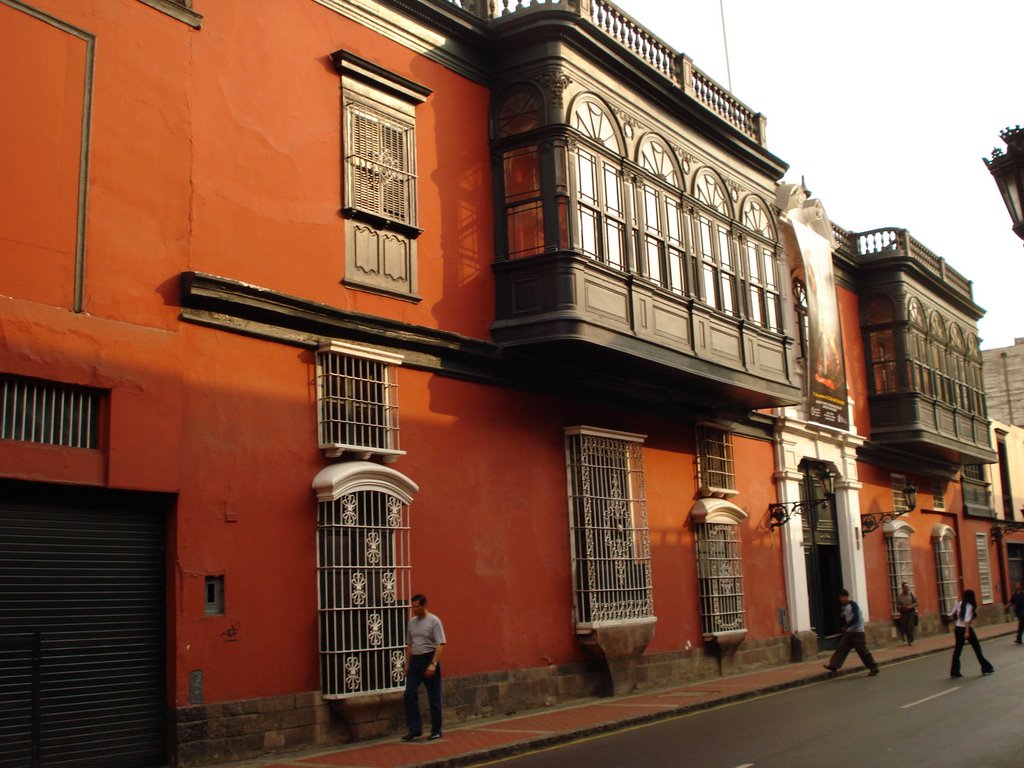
[976,532,993,603]
[891,474,911,512]
[933,531,958,615]
[317,490,411,697]
[316,342,402,461]
[346,103,416,226]
[885,527,914,616]
[695,522,745,635]
[565,427,653,626]
[696,424,735,496]
[1,375,101,449]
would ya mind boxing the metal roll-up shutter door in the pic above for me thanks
[0,495,166,768]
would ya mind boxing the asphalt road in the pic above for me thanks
[474,639,1024,768]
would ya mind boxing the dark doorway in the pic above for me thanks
[1008,543,1024,589]
[800,461,843,651]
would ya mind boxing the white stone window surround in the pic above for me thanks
[931,523,958,616]
[312,461,419,699]
[883,520,915,617]
[691,498,747,640]
[315,340,404,462]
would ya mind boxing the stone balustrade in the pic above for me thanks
[437,0,766,144]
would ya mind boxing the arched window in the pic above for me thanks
[691,498,747,637]
[312,462,418,698]
[884,517,915,617]
[931,524,957,615]
[497,88,542,137]
[636,137,686,292]
[495,88,546,259]
[740,196,780,331]
[692,171,735,314]
[569,98,625,269]
[864,296,899,394]
[793,277,809,360]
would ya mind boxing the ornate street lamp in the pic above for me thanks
[861,484,917,534]
[768,469,836,530]
[984,125,1024,244]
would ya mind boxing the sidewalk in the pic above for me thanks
[224,622,1017,768]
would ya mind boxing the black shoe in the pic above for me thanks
[428,732,442,740]
[1014,640,1022,644]
[868,669,880,676]
[823,664,837,677]
[401,732,421,741]
[982,669,995,675]
[951,673,963,678]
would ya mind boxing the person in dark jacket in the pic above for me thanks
[823,589,880,677]
[1004,581,1024,645]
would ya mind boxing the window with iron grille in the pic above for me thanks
[332,50,429,300]
[317,489,411,697]
[931,478,947,511]
[933,528,958,615]
[565,427,653,627]
[1,375,101,449]
[885,525,914,616]
[891,474,911,513]
[976,532,993,603]
[695,521,745,635]
[316,342,403,461]
[696,424,735,497]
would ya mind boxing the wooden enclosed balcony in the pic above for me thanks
[492,252,800,411]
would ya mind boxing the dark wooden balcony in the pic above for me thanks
[867,392,996,466]
[491,252,800,411]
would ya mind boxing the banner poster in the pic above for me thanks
[790,218,849,430]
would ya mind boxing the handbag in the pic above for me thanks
[914,611,919,626]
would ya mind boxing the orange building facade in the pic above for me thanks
[0,1,1014,766]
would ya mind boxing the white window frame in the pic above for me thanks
[312,462,419,699]
[884,521,915,617]
[932,524,958,615]
[316,341,404,462]
[696,423,736,498]
[976,532,993,604]
[691,498,747,639]
[564,426,653,629]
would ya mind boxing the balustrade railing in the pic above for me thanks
[856,227,973,301]
[437,0,765,143]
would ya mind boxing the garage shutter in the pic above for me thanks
[0,496,166,768]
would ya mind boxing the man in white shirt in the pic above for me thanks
[401,594,447,741]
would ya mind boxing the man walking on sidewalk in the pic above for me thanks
[823,589,880,677]
[401,594,447,742]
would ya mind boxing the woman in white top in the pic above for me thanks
[949,588,995,678]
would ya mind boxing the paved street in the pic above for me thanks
[220,622,1017,768]
[474,638,1023,768]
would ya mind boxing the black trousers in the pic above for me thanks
[828,631,879,672]
[404,653,443,736]
[950,626,993,675]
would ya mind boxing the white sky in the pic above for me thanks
[612,0,1024,349]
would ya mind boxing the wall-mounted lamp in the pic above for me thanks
[769,470,836,530]
[861,484,917,534]
[991,507,1024,542]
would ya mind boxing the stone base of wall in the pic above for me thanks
[172,629,893,764]
[174,691,347,767]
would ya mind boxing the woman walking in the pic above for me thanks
[950,588,994,678]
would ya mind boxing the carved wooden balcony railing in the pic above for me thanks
[855,227,974,303]
[437,0,766,144]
